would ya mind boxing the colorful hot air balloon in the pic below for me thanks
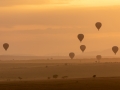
[77,34,84,42]
[95,22,102,31]
[96,55,102,60]
[112,46,119,55]
[69,52,75,59]
[80,45,86,52]
[3,43,9,51]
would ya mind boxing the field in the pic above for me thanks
[1,77,120,90]
[0,59,120,89]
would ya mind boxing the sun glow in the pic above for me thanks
[69,0,120,7]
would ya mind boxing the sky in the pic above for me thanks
[0,0,120,56]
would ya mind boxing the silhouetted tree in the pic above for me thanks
[65,63,67,66]
[18,77,22,80]
[93,75,96,78]
[62,76,68,79]
[48,77,51,79]
[53,74,58,79]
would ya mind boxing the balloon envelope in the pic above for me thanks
[80,45,86,52]
[69,52,75,59]
[3,43,9,51]
[95,22,102,30]
[96,55,102,60]
[77,34,84,42]
[112,46,119,55]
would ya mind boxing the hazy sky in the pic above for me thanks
[0,0,120,56]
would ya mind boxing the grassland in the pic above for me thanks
[0,59,120,90]
[0,77,120,90]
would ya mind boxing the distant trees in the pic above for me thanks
[53,74,58,79]
[47,77,51,79]
[93,75,96,78]
[18,77,22,80]
[65,63,67,66]
[62,76,68,79]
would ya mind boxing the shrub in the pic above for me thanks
[48,77,51,79]
[62,76,68,79]
[53,74,58,79]
[65,63,67,66]
[93,75,96,78]
[18,77,22,80]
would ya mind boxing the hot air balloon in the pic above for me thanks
[96,55,102,60]
[112,46,119,55]
[77,34,84,42]
[3,43,9,51]
[80,45,86,52]
[69,52,75,59]
[95,22,102,31]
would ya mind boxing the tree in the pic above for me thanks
[93,75,96,78]
[48,77,51,79]
[53,74,58,79]
[62,76,68,79]
[18,77,22,80]
[65,63,67,66]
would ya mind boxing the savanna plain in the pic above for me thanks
[0,58,120,90]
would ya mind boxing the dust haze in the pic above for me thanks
[1,0,120,90]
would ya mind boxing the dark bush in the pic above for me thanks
[53,74,58,79]
[93,75,96,78]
